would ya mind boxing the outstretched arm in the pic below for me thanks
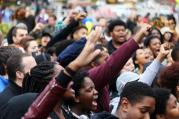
[139,43,170,85]
[89,24,151,90]
[22,27,102,119]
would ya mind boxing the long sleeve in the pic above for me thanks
[139,59,162,86]
[88,39,138,112]
[89,39,139,90]
[47,20,79,47]
[22,71,72,119]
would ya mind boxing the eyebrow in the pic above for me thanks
[139,106,154,112]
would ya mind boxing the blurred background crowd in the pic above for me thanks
[1,1,179,119]
[0,0,179,42]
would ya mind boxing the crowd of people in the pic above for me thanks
[0,1,179,119]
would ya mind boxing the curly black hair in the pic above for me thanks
[22,61,56,93]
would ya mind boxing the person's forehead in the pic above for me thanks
[151,29,159,33]
[136,49,144,53]
[134,96,155,108]
[16,28,27,34]
[114,25,125,29]
[78,28,88,32]
[82,77,94,86]
[168,19,175,23]
[150,38,160,43]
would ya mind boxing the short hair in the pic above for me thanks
[7,53,29,81]
[22,61,56,93]
[19,36,35,51]
[151,88,171,119]
[158,62,179,97]
[70,26,88,39]
[144,35,162,47]
[46,46,56,57]
[108,19,126,33]
[167,14,176,25]
[119,81,155,105]
[0,46,22,75]
[49,14,57,20]
[12,23,28,37]
[171,43,179,62]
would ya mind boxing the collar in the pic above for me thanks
[8,80,22,93]
[67,106,93,119]
[108,40,117,54]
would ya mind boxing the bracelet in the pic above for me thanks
[65,67,76,77]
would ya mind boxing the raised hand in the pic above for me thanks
[74,12,87,21]
[156,43,170,62]
[63,10,87,25]
[33,23,45,31]
[68,26,102,70]
[133,23,151,43]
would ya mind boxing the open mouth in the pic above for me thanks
[156,49,160,53]
[92,95,98,107]
[92,100,98,107]
[145,55,149,60]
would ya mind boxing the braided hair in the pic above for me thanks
[22,61,57,93]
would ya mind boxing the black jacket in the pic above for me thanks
[47,20,79,48]
[0,93,37,119]
[0,80,22,108]
[0,80,22,117]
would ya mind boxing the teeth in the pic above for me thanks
[92,101,97,106]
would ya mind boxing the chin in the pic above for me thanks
[117,39,126,44]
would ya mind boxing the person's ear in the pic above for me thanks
[156,114,165,119]
[120,97,130,112]
[176,86,179,92]
[73,32,78,39]
[16,71,24,80]
[12,36,16,43]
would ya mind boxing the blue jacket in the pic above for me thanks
[58,38,87,67]
[0,76,8,93]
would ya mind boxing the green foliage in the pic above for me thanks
[0,23,12,38]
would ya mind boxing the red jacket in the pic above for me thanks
[89,38,138,111]
[23,79,66,119]
[23,39,138,118]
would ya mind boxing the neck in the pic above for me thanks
[115,108,126,119]
[53,102,65,119]
[112,41,121,49]
[138,64,144,74]
[15,79,22,87]
[70,105,89,116]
